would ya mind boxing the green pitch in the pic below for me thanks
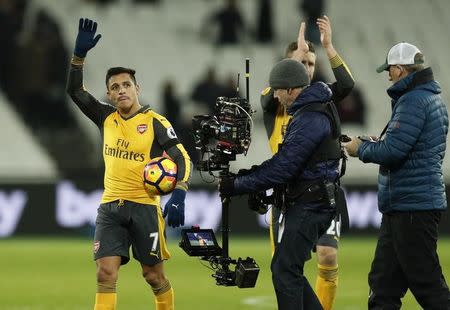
[1,236,449,310]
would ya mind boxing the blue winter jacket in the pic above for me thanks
[358,68,448,213]
[234,82,340,204]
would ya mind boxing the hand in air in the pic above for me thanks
[291,22,309,62]
[74,18,102,58]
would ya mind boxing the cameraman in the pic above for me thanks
[219,59,342,309]
[261,17,354,310]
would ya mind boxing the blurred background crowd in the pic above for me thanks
[0,0,449,186]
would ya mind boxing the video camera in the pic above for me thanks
[192,61,254,173]
[192,96,253,172]
[180,59,260,288]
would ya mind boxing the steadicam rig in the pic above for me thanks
[181,59,260,288]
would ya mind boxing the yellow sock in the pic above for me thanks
[94,293,117,310]
[155,287,174,310]
[315,264,338,310]
[153,279,174,310]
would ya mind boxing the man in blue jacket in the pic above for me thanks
[261,19,354,310]
[220,58,343,309]
[344,42,450,309]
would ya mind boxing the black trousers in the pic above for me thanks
[368,210,450,310]
[271,206,333,310]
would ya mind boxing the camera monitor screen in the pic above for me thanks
[187,231,216,247]
[180,228,222,256]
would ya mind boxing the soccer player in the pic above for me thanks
[67,18,192,310]
[260,16,354,310]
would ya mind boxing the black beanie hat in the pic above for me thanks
[269,59,310,89]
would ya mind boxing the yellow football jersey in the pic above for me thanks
[67,65,192,208]
[268,104,291,154]
[261,87,292,154]
[101,107,191,204]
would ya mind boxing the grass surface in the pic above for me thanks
[0,236,449,309]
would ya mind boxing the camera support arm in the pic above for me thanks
[219,168,231,264]
[182,59,259,288]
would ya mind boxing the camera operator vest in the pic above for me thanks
[272,101,349,231]
[285,101,345,201]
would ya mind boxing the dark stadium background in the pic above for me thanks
[0,0,449,309]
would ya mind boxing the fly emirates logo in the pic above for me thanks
[104,138,145,162]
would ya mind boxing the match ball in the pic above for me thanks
[143,157,177,196]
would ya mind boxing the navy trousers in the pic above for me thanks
[368,210,450,310]
[271,206,333,310]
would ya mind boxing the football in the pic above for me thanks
[143,157,177,195]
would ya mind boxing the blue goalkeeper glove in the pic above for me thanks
[163,188,186,228]
[74,18,102,58]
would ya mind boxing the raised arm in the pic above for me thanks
[66,18,113,128]
[317,15,355,102]
[291,22,310,63]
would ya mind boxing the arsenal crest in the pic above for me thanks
[137,124,148,134]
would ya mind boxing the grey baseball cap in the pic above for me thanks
[269,59,310,89]
[377,42,424,73]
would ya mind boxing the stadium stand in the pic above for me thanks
[2,0,449,185]
[0,91,58,182]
